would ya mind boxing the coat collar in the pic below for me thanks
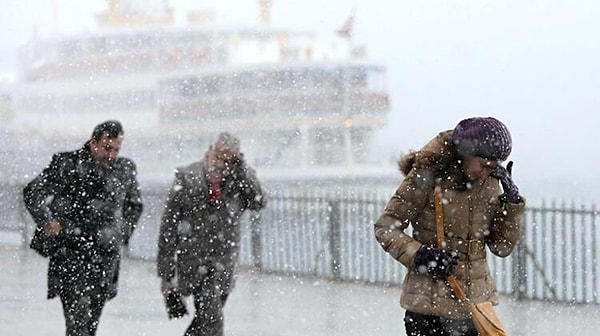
[398,130,472,190]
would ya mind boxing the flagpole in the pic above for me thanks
[339,10,355,168]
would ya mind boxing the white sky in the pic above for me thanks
[1,0,599,200]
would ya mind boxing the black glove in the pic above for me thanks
[413,245,459,277]
[97,226,121,254]
[493,161,522,203]
[230,153,247,181]
[163,288,188,320]
[30,226,63,258]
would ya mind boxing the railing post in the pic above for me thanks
[18,185,31,248]
[250,210,263,270]
[512,214,528,300]
[329,200,342,280]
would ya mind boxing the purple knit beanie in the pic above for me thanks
[452,117,512,161]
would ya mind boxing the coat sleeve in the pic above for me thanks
[374,169,429,268]
[22,154,66,227]
[157,172,184,281]
[236,163,266,211]
[486,197,525,257]
[121,160,143,246]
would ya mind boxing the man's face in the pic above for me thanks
[90,133,123,167]
[205,141,237,180]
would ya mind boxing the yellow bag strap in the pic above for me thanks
[434,182,470,302]
[434,183,446,249]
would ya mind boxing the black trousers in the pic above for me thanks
[59,291,107,336]
[404,310,478,336]
[184,271,230,336]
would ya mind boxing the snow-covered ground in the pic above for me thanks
[2,245,600,336]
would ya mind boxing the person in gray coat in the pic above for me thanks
[23,120,143,336]
[157,132,266,336]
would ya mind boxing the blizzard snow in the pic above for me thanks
[2,246,600,336]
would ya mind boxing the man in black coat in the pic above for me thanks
[157,132,265,336]
[23,120,143,336]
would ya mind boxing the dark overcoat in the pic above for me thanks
[23,142,143,299]
[157,159,265,297]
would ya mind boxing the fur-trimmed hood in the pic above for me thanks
[398,130,470,189]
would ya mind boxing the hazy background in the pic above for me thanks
[1,0,598,203]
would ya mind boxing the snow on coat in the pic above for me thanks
[157,159,265,297]
[374,130,525,318]
[23,142,143,300]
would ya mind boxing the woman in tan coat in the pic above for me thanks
[374,117,525,335]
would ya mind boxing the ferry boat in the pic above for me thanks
[6,0,391,182]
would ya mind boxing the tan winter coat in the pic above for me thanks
[374,130,525,318]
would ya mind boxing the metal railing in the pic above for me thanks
[2,181,599,304]
[516,203,599,303]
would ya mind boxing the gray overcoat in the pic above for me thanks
[157,159,265,297]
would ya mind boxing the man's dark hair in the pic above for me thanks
[216,132,240,153]
[92,120,124,141]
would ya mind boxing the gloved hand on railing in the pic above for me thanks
[413,245,459,277]
[493,161,522,204]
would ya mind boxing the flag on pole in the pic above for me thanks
[336,10,354,39]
